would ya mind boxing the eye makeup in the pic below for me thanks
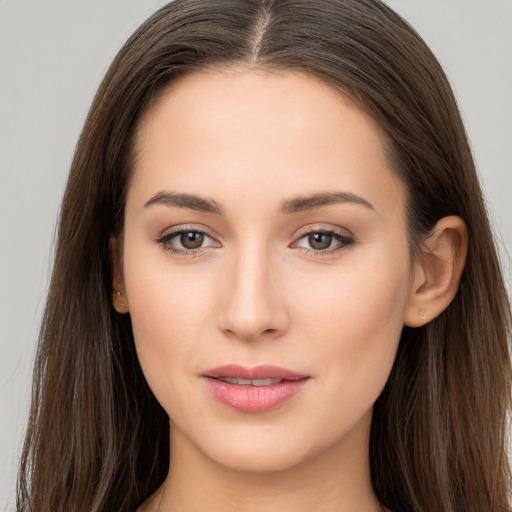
[153,224,356,258]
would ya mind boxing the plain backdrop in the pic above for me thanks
[1,0,511,509]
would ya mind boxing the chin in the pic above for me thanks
[205,441,310,474]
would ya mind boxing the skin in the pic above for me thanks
[112,68,467,512]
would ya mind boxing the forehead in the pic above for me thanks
[128,68,405,218]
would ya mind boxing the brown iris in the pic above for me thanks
[180,231,204,249]
[308,232,333,250]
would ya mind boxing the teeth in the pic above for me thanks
[218,377,282,386]
[252,378,282,386]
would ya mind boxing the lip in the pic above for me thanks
[203,364,308,381]
[202,364,310,413]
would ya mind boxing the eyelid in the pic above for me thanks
[290,225,356,255]
[154,224,221,255]
[293,224,354,240]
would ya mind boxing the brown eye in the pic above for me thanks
[180,231,204,249]
[156,228,219,254]
[308,232,332,250]
[292,229,355,255]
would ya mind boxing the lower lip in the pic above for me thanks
[203,377,309,413]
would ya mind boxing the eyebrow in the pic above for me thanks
[143,191,223,214]
[143,190,375,215]
[279,192,375,214]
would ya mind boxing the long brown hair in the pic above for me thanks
[18,1,511,511]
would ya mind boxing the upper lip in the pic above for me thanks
[202,364,308,381]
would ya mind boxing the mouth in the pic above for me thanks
[202,365,310,413]
[215,377,285,386]
[203,364,308,381]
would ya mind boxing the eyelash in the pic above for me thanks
[154,225,217,257]
[291,228,355,256]
[154,226,355,257]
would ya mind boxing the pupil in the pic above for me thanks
[180,232,204,249]
[309,232,332,250]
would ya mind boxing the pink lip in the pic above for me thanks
[203,364,307,381]
[202,364,310,413]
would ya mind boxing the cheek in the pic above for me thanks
[294,248,411,399]
[121,241,217,397]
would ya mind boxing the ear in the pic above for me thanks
[404,216,468,327]
[109,236,130,314]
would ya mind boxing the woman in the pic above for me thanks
[17,1,511,511]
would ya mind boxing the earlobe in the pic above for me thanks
[110,236,130,314]
[404,216,468,327]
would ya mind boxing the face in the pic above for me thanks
[117,68,418,473]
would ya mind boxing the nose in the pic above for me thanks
[218,244,290,342]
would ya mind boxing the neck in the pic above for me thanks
[155,412,382,512]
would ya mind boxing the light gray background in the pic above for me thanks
[1,1,511,509]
